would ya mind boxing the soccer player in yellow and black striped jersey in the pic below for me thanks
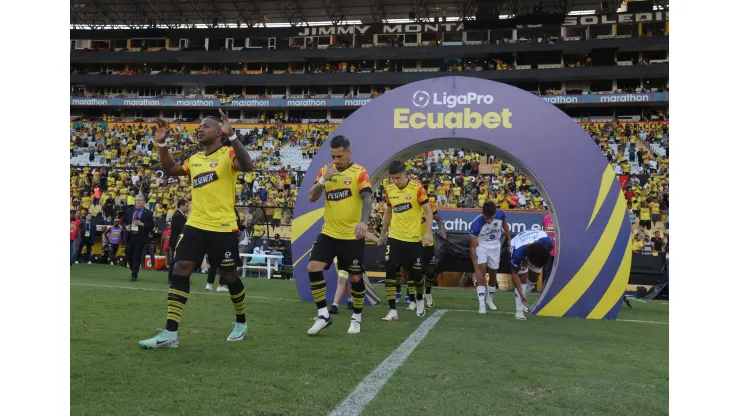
[305,135,373,335]
[139,110,255,349]
[379,160,434,321]
[420,199,446,308]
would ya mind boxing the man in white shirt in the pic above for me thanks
[517,191,527,207]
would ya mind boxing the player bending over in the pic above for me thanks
[139,110,255,348]
[378,160,433,321]
[509,230,553,320]
[469,202,512,314]
[305,136,373,335]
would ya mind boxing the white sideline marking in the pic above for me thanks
[328,309,447,416]
[445,308,669,325]
[70,282,302,302]
[71,283,668,325]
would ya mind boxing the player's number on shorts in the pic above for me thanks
[173,233,184,258]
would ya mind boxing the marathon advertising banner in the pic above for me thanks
[70,92,668,109]
[434,209,547,235]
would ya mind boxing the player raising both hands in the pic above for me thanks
[139,110,255,349]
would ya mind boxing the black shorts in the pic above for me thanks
[309,233,365,275]
[423,245,436,266]
[387,238,423,272]
[639,219,652,230]
[173,225,241,271]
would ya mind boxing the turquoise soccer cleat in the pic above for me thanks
[227,322,248,341]
[139,329,179,349]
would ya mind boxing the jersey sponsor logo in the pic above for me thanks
[193,171,219,188]
[393,203,412,213]
[326,188,352,201]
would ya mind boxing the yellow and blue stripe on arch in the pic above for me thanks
[532,166,632,320]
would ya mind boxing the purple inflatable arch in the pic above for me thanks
[290,76,632,319]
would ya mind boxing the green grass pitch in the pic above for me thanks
[70,265,668,416]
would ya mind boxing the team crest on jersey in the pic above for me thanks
[405,194,411,200]
[326,189,352,201]
[193,171,219,188]
[393,203,412,213]
[344,177,352,185]
[210,159,219,168]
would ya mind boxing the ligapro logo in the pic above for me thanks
[412,90,430,108]
[412,90,494,109]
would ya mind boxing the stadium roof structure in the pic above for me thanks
[70,0,668,30]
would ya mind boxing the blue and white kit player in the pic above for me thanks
[509,230,553,320]
[469,202,512,314]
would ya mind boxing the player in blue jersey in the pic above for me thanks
[509,230,553,320]
[469,202,512,314]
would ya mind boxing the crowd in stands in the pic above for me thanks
[70,119,668,259]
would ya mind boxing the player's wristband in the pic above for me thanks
[228,133,238,141]
[318,177,326,185]
[158,142,167,148]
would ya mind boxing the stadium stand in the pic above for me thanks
[70,0,669,266]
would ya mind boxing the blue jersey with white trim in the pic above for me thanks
[509,230,553,271]
[469,210,506,247]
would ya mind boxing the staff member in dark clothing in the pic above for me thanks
[168,199,189,284]
[77,214,97,264]
[140,231,157,271]
[122,194,154,282]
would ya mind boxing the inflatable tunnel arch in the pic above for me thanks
[291,76,632,320]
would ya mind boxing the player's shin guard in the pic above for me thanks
[166,275,190,332]
[385,277,397,309]
[486,285,496,302]
[514,289,524,312]
[351,278,366,315]
[227,278,247,324]
[407,284,416,298]
[476,285,486,305]
[424,273,435,295]
[309,271,328,311]
[411,268,424,302]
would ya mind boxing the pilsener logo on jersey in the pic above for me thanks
[326,189,352,201]
[393,203,412,213]
[193,171,219,188]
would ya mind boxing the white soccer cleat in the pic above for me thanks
[426,294,434,307]
[110,262,114,266]
[478,304,487,314]
[205,283,213,290]
[216,285,229,292]
[348,319,361,334]
[407,301,417,311]
[307,315,332,335]
[515,311,527,320]
[381,309,399,321]
[416,301,426,317]
[486,298,498,311]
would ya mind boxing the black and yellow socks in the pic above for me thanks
[166,275,190,332]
